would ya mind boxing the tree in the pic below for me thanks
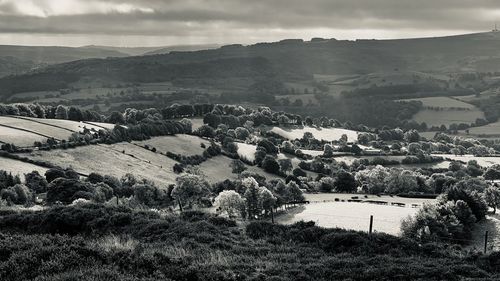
[172,174,210,209]
[234,127,250,140]
[214,190,245,218]
[55,105,68,119]
[46,178,94,204]
[323,144,334,157]
[319,177,335,192]
[286,181,305,202]
[133,183,167,207]
[25,171,48,194]
[293,168,307,177]
[243,177,262,219]
[278,158,293,175]
[203,113,221,128]
[259,187,276,216]
[230,159,247,175]
[334,171,357,193]
[45,168,67,183]
[485,186,500,214]
[355,165,389,194]
[262,156,280,174]
[484,167,500,181]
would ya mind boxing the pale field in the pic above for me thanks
[17,117,111,133]
[411,108,485,127]
[270,126,358,142]
[20,143,179,186]
[277,201,422,236]
[400,97,476,109]
[0,126,47,146]
[0,116,74,140]
[197,155,282,183]
[0,156,48,177]
[462,121,500,137]
[236,142,319,178]
[190,118,204,131]
[134,135,209,155]
[432,154,500,168]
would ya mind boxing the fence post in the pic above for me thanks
[484,231,489,254]
[271,208,275,224]
[369,215,373,234]
[178,198,183,213]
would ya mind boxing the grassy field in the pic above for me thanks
[270,126,358,142]
[134,134,209,155]
[277,201,420,236]
[0,116,73,140]
[20,143,179,186]
[279,191,436,235]
[0,126,47,147]
[411,108,485,127]
[197,155,282,183]
[400,97,476,109]
[432,154,500,168]
[0,156,48,177]
[16,117,111,133]
[460,120,500,138]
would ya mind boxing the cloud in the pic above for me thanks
[0,0,499,46]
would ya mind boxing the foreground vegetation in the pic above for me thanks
[2,204,500,281]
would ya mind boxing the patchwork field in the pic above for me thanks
[411,108,485,127]
[275,94,319,105]
[134,134,209,155]
[197,155,282,183]
[461,121,500,138]
[0,116,114,146]
[0,116,73,140]
[432,154,500,168]
[20,143,179,186]
[278,201,419,236]
[0,126,47,147]
[400,97,476,109]
[270,126,358,142]
[0,156,48,177]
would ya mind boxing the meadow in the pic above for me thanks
[278,201,420,235]
[134,134,209,155]
[411,108,485,127]
[0,156,48,177]
[270,126,358,142]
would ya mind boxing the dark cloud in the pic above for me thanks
[0,0,498,46]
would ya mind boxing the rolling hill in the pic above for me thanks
[2,31,500,98]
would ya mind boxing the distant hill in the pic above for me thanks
[0,45,128,64]
[83,45,164,56]
[2,31,500,97]
[0,56,39,78]
[143,44,221,55]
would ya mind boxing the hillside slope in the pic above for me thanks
[1,32,500,97]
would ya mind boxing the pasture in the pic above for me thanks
[278,198,427,235]
[0,126,47,147]
[411,108,485,127]
[400,97,476,109]
[432,154,500,168]
[0,116,74,140]
[20,143,179,186]
[270,126,358,142]
[0,156,48,177]
[134,134,209,155]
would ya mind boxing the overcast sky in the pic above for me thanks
[0,0,498,47]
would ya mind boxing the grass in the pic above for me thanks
[20,143,179,185]
[0,126,47,146]
[0,116,74,140]
[0,204,497,280]
[134,135,209,155]
[400,97,476,109]
[270,126,358,142]
[16,116,111,133]
[0,156,48,177]
[197,155,282,182]
[432,154,500,168]
[411,108,485,127]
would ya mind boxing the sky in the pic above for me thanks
[0,0,498,47]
